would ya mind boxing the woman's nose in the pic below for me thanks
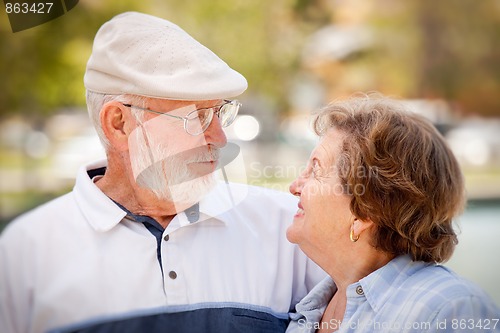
[289,176,303,196]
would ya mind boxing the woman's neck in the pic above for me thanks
[317,290,347,333]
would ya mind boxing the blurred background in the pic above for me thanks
[1,0,499,303]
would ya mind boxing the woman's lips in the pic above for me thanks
[295,202,305,217]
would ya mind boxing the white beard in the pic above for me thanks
[130,125,218,209]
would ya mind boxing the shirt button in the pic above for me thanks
[168,271,177,279]
[163,234,169,241]
[356,285,364,295]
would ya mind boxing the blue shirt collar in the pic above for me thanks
[292,255,433,320]
[358,255,432,312]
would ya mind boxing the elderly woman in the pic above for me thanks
[286,95,500,333]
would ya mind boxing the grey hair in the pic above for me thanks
[85,90,148,150]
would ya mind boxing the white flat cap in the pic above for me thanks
[84,12,247,101]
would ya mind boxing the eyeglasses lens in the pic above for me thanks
[186,109,213,135]
[219,102,239,127]
[185,101,240,135]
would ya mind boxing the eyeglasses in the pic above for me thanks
[122,100,241,136]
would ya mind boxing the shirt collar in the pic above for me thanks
[357,254,432,312]
[74,159,126,232]
[292,255,432,322]
[292,276,336,322]
[171,181,243,227]
[197,181,244,225]
[75,160,239,231]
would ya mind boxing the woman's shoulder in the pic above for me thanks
[405,262,487,300]
[372,257,500,327]
[390,259,499,318]
[365,255,495,309]
[375,255,488,301]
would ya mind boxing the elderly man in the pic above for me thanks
[0,12,324,333]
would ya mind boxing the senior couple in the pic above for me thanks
[1,12,498,333]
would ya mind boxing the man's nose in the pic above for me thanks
[203,115,227,149]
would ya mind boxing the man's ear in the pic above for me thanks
[100,102,134,151]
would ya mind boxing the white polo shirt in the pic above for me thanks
[0,160,325,333]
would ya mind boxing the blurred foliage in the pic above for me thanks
[0,189,66,231]
[372,0,500,117]
[0,0,146,117]
[0,0,499,119]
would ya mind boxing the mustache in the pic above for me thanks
[159,143,239,183]
[187,146,220,163]
[137,142,239,186]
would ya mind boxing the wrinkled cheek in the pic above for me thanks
[301,181,324,202]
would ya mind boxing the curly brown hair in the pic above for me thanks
[313,94,465,263]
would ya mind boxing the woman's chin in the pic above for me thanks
[286,223,302,244]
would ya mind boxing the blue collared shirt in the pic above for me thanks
[287,255,500,332]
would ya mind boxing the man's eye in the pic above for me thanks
[194,109,210,122]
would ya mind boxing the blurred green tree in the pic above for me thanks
[413,0,500,117]
[367,0,500,116]
[0,0,499,118]
[0,0,146,118]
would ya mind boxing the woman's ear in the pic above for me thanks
[352,217,374,239]
[100,102,133,151]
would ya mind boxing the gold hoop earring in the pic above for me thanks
[350,228,359,242]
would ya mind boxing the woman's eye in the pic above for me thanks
[312,161,321,177]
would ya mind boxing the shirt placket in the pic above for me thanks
[161,216,188,304]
